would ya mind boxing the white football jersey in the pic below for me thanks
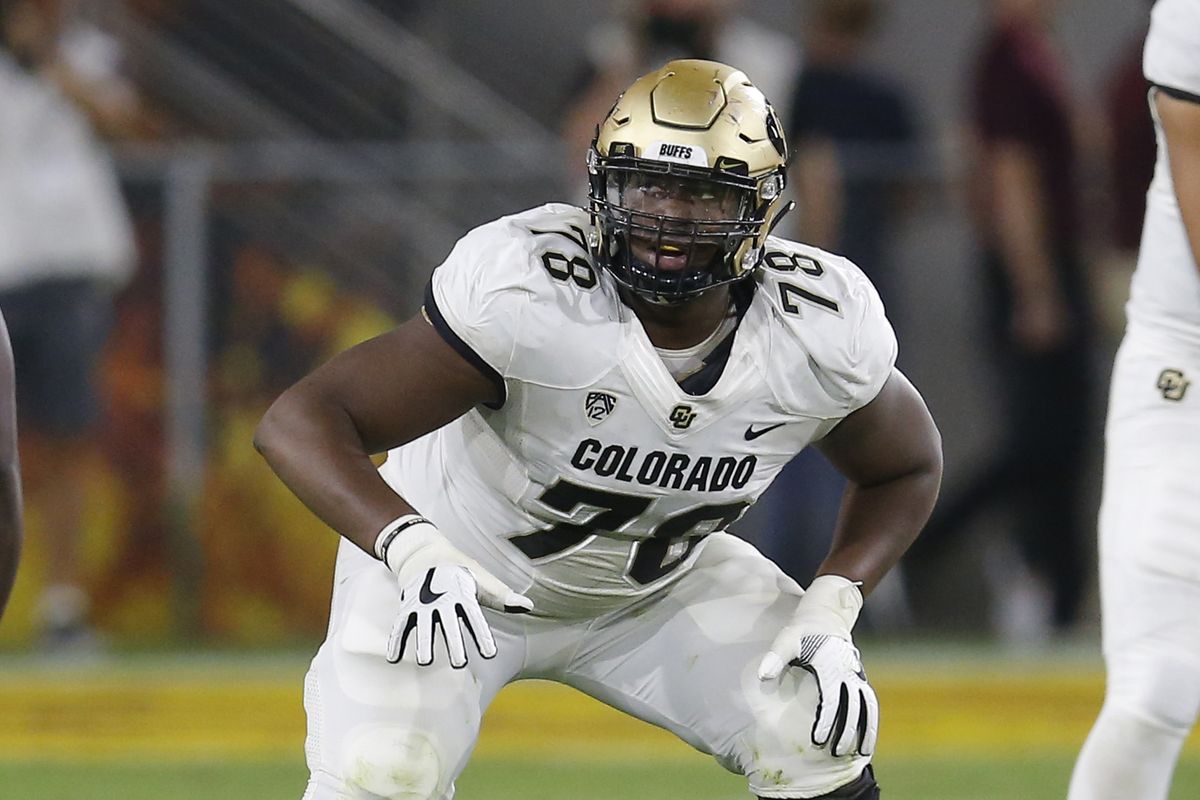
[1128,0,1200,342]
[379,204,896,617]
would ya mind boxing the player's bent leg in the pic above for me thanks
[1070,380,1200,800]
[560,533,873,799]
[302,634,476,800]
[1070,702,1188,800]
[301,546,523,800]
[305,719,442,800]
[1068,649,1200,800]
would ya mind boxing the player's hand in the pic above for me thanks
[375,515,533,668]
[757,574,878,757]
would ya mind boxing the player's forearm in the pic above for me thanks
[990,144,1060,301]
[254,388,414,556]
[817,459,941,595]
[813,371,942,594]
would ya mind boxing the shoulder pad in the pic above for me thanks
[751,237,897,417]
[1145,0,1200,95]
[428,205,619,387]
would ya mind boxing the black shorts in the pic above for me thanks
[1,276,115,436]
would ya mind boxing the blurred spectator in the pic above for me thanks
[787,0,918,317]
[750,0,920,622]
[559,0,801,199]
[912,0,1096,640]
[0,0,138,648]
[0,310,21,624]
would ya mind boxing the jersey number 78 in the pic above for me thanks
[509,479,748,586]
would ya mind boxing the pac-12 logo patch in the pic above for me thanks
[1157,368,1190,401]
[585,391,617,425]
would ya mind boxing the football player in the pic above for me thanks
[256,60,941,800]
[1069,2,1200,798]
[0,309,21,623]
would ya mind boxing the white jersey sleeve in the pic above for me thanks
[425,212,534,399]
[754,239,898,427]
[426,203,619,400]
[1144,0,1200,97]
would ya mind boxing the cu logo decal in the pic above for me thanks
[1157,368,1190,402]
[669,404,696,430]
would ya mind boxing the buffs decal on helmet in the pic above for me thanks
[587,59,792,304]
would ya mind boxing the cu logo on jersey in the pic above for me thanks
[585,391,617,425]
[669,403,697,430]
[1157,368,1190,402]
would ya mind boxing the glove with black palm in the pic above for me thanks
[375,515,533,669]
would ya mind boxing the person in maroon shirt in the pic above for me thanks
[913,0,1095,637]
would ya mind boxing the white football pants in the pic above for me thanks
[300,533,871,800]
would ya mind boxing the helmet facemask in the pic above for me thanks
[589,155,775,305]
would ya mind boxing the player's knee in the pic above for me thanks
[740,685,872,799]
[340,726,444,800]
[1109,655,1200,734]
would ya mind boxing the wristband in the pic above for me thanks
[373,514,436,572]
[802,575,865,632]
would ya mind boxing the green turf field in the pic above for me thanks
[3,755,1200,800]
[0,642,1197,799]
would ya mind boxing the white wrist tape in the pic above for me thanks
[800,574,865,634]
[373,514,438,573]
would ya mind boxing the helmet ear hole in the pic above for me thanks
[587,59,789,304]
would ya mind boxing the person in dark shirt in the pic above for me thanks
[787,0,918,315]
[914,0,1095,638]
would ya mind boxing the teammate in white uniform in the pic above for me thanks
[1068,3,1200,799]
[257,60,942,800]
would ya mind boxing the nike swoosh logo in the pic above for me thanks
[744,423,785,441]
[418,569,445,604]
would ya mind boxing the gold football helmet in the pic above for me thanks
[588,59,791,304]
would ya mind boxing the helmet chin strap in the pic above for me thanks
[760,199,795,242]
[633,290,690,308]
[726,199,794,279]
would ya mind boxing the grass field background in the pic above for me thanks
[1,640,1197,799]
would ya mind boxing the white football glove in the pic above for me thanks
[757,574,879,757]
[375,515,533,669]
